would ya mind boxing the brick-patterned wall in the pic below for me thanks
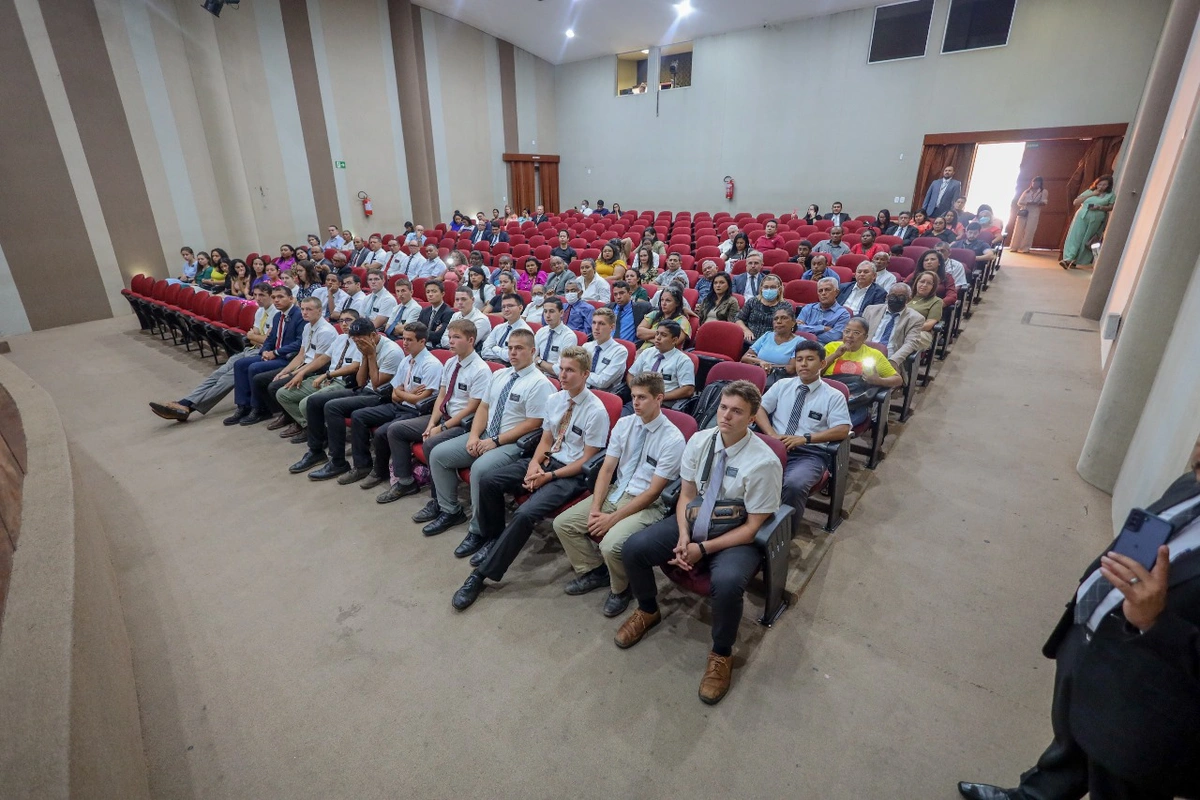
[0,384,26,642]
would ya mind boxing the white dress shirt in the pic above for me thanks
[441,308,491,347]
[843,284,871,315]
[300,318,338,365]
[361,247,389,267]
[874,270,897,291]
[605,412,686,502]
[482,363,555,435]
[438,352,492,418]
[760,376,851,437]
[945,258,969,289]
[253,305,280,339]
[680,428,783,515]
[344,291,373,318]
[523,303,546,323]
[480,319,531,362]
[534,323,575,368]
[364,336,405,390]
[578,337,628,390]
[580,276,611,303]
[366,289,398,321]
[540,388,609,465]
[391,347,443,397]
[629,346,695,395]
[322,333,360,371]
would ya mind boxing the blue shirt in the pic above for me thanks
[797,302,850,345]
[612,301,637,341]
[751,331,803,365]
[322,236,346,250]
[696,277,713,303]
[562,301,594,336]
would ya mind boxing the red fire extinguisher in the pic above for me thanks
[358,191,373,217]
[724,176,735,201]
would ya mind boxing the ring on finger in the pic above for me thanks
[1129,576,1140,585]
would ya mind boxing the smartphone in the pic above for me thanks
[1111,508,1173,570]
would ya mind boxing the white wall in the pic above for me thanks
[553,0,1169,214]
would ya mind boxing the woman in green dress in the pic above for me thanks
[1061,174,1115,269]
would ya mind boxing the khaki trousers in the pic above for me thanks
[276,376,346,426]
[552,492,667,593]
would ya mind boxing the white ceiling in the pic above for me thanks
[414,0,883,65]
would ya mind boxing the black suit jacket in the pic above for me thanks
[418,303,455,347]
[488,231,510,245]
[531,214,549,224]
[836,281,887,310]
[1044,473,1200,787]
[470,226,492,244]
[823,212,850,225]
[607,300,652,339]
[885,224,918,245]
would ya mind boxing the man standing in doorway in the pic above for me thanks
[922,165,962,219]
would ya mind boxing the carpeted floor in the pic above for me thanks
[3,253,1113,798]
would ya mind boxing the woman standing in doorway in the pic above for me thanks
[1061,174,1115,268]
[1010,177,1049,254]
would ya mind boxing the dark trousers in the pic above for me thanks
[1015,624,1184,800]
[263,375,291,415]
[305,388,355,452]
[233,354,282,408]
[250,364,287,411]
[623,517,761,654]
[475,458,586,582]
[384,419,463,491]
[305,389,381,457]
[782,448,827,512]
[348,403,411,469]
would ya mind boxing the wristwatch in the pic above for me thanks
[804,433,812,444]
[492,435,500,447]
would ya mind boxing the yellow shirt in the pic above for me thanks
[595,258,626,278]
[822,342,898,378]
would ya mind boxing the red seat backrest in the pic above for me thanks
[221,299,242,327]
[593,390,623,429]
[662,408,698,440]
[237,302,256,332]
[889,256,916,279]
[771,262,804,283]
[785,279,820,305]
[706,361,766,392]
[692,320,744,362]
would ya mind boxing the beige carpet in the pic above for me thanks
[3,253,1113,799]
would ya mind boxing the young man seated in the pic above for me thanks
[438,288,491,348]
[523,285,547,323]
[364,269,398,329]
[573,308,627,392]
[450,346,610,610]
[418,280,455,349]
[261,296,339,432]
[615,381,783,705]
[754,340,851,515]
[224,285,304,426]
[480,292,531,363]
[317,271,351,322]
[553,373,685,617]
[533,297,577,377]
[625,320,695,411]
[379,319,491,507]
[381,277,422,339]
[275,309,363,439]
[423,328,553,536]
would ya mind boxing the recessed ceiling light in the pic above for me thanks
[640,49,649,54]
[565,28,575,38]
[674,0,694,16]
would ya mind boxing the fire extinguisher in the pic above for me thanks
[724,176,735,201]
[358,191,373,217]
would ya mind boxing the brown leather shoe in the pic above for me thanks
[266,413,291,431]
[698,652,732,705]
[614,608,661,649]
[278,422,302,438]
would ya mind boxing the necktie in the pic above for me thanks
[784,384,811,436]
[275,312,286,349]
[542,330,554,361]
[385,310,401,338]
[385,253,396,272]
[591,345,602,371]
[936,179,948,205]
[485,372,522,438]
[498,324,513,349]
[550,399,575,453]
[691,444,729,543]
[651,353,664,373]
[440,362,461,418]
[609,422,648,502]
[335,339,351,369]
[402,357,415,390]
[879,313,898,348]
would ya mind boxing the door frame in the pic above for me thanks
[922,123,1128,147]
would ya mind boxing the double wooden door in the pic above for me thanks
[1011,139,1090,250]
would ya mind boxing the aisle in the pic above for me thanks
[2,253,1112,798]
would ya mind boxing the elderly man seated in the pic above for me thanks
[935,241,970,291]
[837,261,888,316]
[560,278,595,336]
[859,283,926,370]
[718,223,741,257]
[797,277,850,345]
[870,251,897,291]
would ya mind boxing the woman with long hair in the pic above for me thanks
[579,259,611,304]
[249,256,269,288]
[1011,176,1049,253]
[908,249,957,306]
[1060,175,1114,268]
[909,270,945,338]
[276,244,297,273]
[292,261,320,300]
[595,243,626,278]
[912,210,932,234]
[803,204,821,225]
[875,209,892,232]
[636,285,691,350]
[225,259,251,299]
[697,271,739,324]
[465,266,495,310]
[943,210,962,237]
[724,231,751,264]
[517,256,547,292]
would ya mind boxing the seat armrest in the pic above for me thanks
[753,504,796,551]
[660,478,683,512]
[517,430,542,456]
[583,451,607,491]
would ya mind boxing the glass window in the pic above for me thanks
[616,50,650,96]
[942,0,1018,53]
[659,42,692,91]
[868,0,935,63]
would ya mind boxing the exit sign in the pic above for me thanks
[334,160,346,168]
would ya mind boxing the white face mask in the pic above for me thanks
[564,292,579,304]
[532,295,545,306]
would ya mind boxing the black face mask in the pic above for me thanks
[886,295,907,313]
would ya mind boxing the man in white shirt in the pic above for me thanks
[361,234,388,268]
[337,321,442,486]
[935,241,970,290]
[417,243,447,278]
[322,224,346,251]
[523,285,547,323]
[377,319,491,506]
[718,224,741,257]
[316,271,351,322]
[424,328,554,536]
[290,318,403,476]
[731,252,767,297]
[626,321,695,410]
[381,277,422,340]
[276,309,362,438]
[755,339,851,515]
[580,200,593,217]
[262,296,339,431]
[573,308,626,391]
[342,273,372,318]
[554,372,686,616]
[655,252,688,288]
[480,292,531,362]
[364,269,398,329]
[382,238,406,277]
[148,284,278,421]
[616,380,783,705]
[871,251,897,291]
[534,297,576,376]
[389,239,425,279]
[451,345,610,609]
[440,288,491,348]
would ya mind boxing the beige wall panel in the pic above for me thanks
[533,56,557,155]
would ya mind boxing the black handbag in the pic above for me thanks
[684,434,747,538]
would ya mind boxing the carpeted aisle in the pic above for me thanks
[3,254,1113,798]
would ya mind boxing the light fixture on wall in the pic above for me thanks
[565,28,575,38]
[640,49,649,54]
[674,0,694,17]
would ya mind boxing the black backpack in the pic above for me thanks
[689,379,728,430]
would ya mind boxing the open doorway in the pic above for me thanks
[963,142,1025,233]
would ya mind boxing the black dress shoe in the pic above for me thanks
[288,451,327,474]
[223,406,250,426]
[310,461,351,481]
[452,573,486,611]
[603,588,632,617]
[239,409,271,426]
[289,431,309,444]
[454,532,487,558]
[957,782,1016,800]
[564,566,610,596]
[336,467,372,485]
[469,539,495,567]
[360,474,386,490]
[378,482,421,504]
[412,498,440,523]
[422,509,467,536]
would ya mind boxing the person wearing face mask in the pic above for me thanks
[736,274,788,344]
[560,279,595,337]
[797,277,850,346]
[524,285,548,323]
[860,284,926,370]
[973,204,1004,247]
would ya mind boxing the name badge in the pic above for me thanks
[457,382,467,391]
[646,455,658,466]
[601,358,612,366]
[808,410,823,420]
[570,424,583,435]
[663,373,674,381]
[510,393,521,402]
[551,346,560,353]
[725,466,739,478]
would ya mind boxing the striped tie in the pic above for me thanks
[784,384,811,436]
[485,372,521,438]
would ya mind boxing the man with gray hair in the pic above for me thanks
[695,258,721,303]
[797,277,849,345]
[871,251,897,291]
[718,223,741,257]
[543,256,573,296]
[935,240,970,291]
[560,278,595,336]
[860,283,926,369]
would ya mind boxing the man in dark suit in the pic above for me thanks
[823,201,850,226]
[469,219,492,244]
[417,279,455,349]
[836,261,888,315]
[886,211,920,245]
[488,227,510,246]
[607,281,652,343]
[225,285,304,425]
[959,434,1200,800]
[732,252,770,298]
[531,204,549,225]
[921,165,962,219]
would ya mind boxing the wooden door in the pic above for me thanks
[1011,139,1089,249]
[510,161,536,219]
[539,161,559,214]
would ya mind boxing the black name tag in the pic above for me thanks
[601,358,612,366]
[663,373,674,381]
[646,455,658,466]
[725,466,739,478]
[551,346,560,353]
[571,424,583,435]
[510,393,521,402]
[457,382,467,390]
[808,410,823,420]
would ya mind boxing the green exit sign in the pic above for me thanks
[334,160,346,169]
